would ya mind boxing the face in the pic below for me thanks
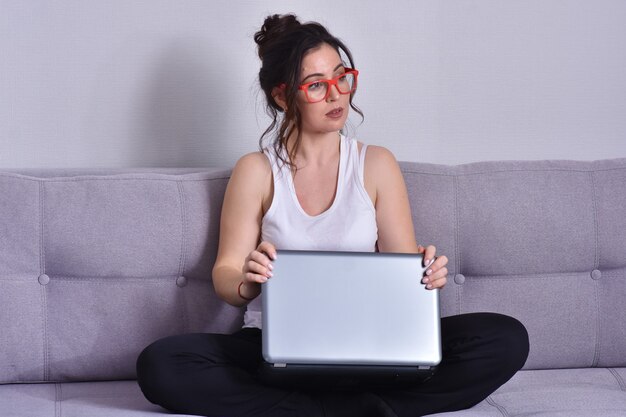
[296,43,352,136]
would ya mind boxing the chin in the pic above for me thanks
[323,123,347,134]
[327,116,349,130]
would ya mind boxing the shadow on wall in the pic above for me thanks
[135,38,231,167]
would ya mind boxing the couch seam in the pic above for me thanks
[181,285,190,334]
[41,284,48,382]
[0,175,232,183]
[54,383,62,417]
[590,171,601,368]
[176,181,187,277]
[453,174,461,315]
[4,165,626,182]
[39,181,50,382]
[39,181,45,277]
[454,174,460,275]
[447,271,605,280]
[486,395,508,417]
[608,368,626,391]
[592,278,601,367]
[0,277,34,282]
[177,181,190,333]
[400,165,626,176]
[451,276,591,283]
[590,171,600,271]
[41,280,173,285]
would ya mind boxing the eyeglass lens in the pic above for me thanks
[305,73,356,102]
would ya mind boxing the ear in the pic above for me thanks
[271,84,288,111]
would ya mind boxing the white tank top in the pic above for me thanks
[242,134,378,329]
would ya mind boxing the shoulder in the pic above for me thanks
[228,151,272,195]
[359,143,403,205]
[360,143,400,171]
[234,151,271,172]
[232,151,272,181]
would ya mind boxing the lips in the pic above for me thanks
[326,107,344,118]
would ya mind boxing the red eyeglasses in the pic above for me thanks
[298,69,359,103]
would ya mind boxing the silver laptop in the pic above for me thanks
[260,250,441,384]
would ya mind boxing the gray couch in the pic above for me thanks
[2,158,626,417]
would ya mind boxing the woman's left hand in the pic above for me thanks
[417,245,448,290]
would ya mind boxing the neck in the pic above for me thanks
[287,131,342,167]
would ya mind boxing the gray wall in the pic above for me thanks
[1,0,625,169]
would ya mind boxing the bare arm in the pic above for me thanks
[212,152,275,307]
[365,146,448,289]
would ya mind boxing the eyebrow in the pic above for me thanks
[301,63,345,83]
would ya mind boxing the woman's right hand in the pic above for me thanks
[240,242,277,299]
[243,241,277,283]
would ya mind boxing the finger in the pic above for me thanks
[258,241,277,260]
[249,250,273,269]
[427,275,447,290]
[430,267,448,282]
[246,258,273,278]
[427,255,447,273]
[417,245,425,254]
[434,255,448,267]
[422,267,448,285]
[424,275,447,289]
[244,271,271,284]
[423,245,437,267]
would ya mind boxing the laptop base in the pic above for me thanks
[256,361,438,391]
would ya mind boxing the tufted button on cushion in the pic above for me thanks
[591,269,602,280]
[454,274,466,285]
[38,274,50,286]
[176,276,188,287]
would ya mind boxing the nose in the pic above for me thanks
[326,83,341,102]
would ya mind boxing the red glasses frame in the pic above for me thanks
[298,68,359,103]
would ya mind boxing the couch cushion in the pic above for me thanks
[2,160,626,384]
[401,159,626,369]
[430,368,626,417]
[3,369,625,417]
[0,169,244,384]
[1,175,47,383]
[2,380,169,417]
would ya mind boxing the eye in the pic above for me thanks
[307,82,323,91]
[336,74,350,85]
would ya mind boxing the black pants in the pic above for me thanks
[136,312,529,417]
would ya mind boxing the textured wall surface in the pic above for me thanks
[1,0,625,169]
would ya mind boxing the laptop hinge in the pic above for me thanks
[418,366,430,370]
[273,363,287,368]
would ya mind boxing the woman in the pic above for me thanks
[137,14,529,417]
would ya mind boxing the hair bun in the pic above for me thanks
[254,14,301,59]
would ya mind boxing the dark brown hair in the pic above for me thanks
[254,14,363,172]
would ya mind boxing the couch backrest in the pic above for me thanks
[0,169,243,384]
[401,158,626,370]
[1,159,625,383]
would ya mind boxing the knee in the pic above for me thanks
[487,313,530,372]
[136,339,162,384]
[136,337,178,406]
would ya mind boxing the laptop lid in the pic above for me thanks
[262,250,442,369]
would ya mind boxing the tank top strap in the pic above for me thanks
[350,138,368,186]
[263,145,287,182]
[357,143,367,184]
